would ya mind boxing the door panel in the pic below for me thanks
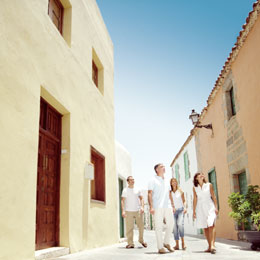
[36,99,61,250]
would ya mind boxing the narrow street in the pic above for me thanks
[52,230,259,260]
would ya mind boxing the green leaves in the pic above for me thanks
[228,185,260,230]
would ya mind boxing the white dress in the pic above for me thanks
[195,182,216,228]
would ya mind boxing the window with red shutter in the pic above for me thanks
[48,0,64,34]
[92,61,99,88]
[91,147,105,202]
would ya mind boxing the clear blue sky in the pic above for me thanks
[96,0,255,188]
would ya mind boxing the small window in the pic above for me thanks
[91,147,105,202]
[184,152,190,181]
[48,0,64,34]
[92,48,104,94]
[92,61,98,88]
[229,87,236,116]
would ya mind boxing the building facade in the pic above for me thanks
[0,0,118,259]
[170,135,199,235]
[189,1,260,240]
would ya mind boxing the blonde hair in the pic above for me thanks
[170,178,183,193]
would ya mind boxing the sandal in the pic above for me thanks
[140,242,147,248]
[204,248,211,253]
[126,244,134,248]
[211,248,216,254]
[182,245,187,250]
[174,246,179,250]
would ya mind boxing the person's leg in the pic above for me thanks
[178,210,185,249]
[208,226,216,253]
[154,208,164,250]
[203,228,210,252]
[163,208,174,249]
[213,225,216,248]
[173,210,180,249]
[135,211,146,246]
[125,212,135,247]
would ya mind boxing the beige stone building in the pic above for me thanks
[0,0,119,259]
[188,1,260,240]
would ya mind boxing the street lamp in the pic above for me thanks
[189,109,213,130]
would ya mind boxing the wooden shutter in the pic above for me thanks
[208,169,220,209]
[184,152,190,181]
[238,172,248,195]
[92,61,98,87]
[91,147,105,202]
[175,164,180,184]
[230,87,236,116]
[48,0,64,34]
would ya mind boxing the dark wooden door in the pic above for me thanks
[36,98,61,250]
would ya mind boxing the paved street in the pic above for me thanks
[52,230,259,260]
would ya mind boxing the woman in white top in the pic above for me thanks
[170,178,187,250]
[193,172,218,254]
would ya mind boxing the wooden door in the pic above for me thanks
[36,98,61,250]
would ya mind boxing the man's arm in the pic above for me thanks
[139,195,144,213]
[121,197,126,218]
[148,190,154,215]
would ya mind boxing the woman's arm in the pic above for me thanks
[210,183,219,215]
[181,191,187,214]
[193,187,197,219]
[169,191,176,213]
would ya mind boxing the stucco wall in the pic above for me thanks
[0,1,117,259]
[231,16,260,186]
[171,136,198,235]
[196,11,260,240]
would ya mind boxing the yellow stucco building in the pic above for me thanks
[0,0,119,259]
[192,1,260,240]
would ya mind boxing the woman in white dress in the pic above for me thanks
[193,172,218,254]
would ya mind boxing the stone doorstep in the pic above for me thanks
[35,247,70,260]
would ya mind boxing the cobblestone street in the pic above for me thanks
[52,230,259,260]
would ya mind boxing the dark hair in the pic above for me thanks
[154,163,162,173]
[127,176,133,182]
[193,172,206,187]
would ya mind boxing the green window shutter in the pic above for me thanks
[238,172,248,195]
[175,164,180,184]
[230,87,236,116]
[208,169,220,209]
[184,152,190,181]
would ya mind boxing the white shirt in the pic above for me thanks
[121,187,142,211]
[148,175,171,209]
[171,190,184,209]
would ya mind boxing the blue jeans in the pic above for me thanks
[173,207,184,240]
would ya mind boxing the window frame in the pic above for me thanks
[90,146,106,203]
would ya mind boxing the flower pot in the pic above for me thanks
[238,231,260,250]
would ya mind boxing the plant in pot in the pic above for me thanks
[228,185,260,250]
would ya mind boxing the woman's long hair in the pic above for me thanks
[193,172,206,187]
[170,178,182,193]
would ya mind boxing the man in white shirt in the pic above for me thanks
[148,163,175,254]
[121,176,147,248]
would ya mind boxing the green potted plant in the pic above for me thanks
[228,185,260,250]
